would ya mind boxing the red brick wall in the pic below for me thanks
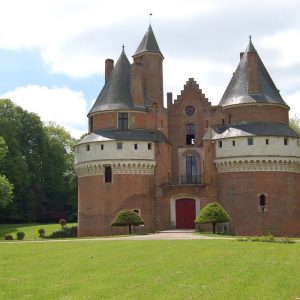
[217,172,300,236]
[217,104,289,125]
[78,174,156,236]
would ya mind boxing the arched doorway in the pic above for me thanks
[175,198,196,229]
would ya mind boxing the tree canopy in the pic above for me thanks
[111,209,144,234]
[0,99,78,222]
[195,202,230,234]
[290,116,300,135]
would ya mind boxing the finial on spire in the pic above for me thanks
[122,44,125,51]
[149,13,152,25]
[249,35,252,41]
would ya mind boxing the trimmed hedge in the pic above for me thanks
[46,226,77,239]
[236,235,295,244]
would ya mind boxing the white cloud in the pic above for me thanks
[1,85,88,138]
[285,91,300,119]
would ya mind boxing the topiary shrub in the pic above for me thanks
[195,202,230,234]
[16,231,25,240]
[38,228,46,238]
[59,219,67,229]
[111,209,144,234]
[46,226,77,239]
[5,234,13,240]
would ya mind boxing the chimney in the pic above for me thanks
[247,52,260,94]
[105,59,114,83]
[167,92,173,107]
[130,62,144,105]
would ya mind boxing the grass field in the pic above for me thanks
[0,223,77,240]
[0,239,299,299]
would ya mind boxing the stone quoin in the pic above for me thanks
[74,25,300,237]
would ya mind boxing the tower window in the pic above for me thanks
[218,141,222,148]
[248,137,253,145]
[104,166,112,183]
[186,156,197,184]
[284,138,288,145]
[101,144,104,150]
[259,194,266,212]
[265,139,269,145]
[134,143,138,150]
[118,112,128,130]
[228,114,231,125]
[148,143,152,150]
[117,142,122,150]
[186,124,195,145]
[232,140,235,146]
[86,144,90,151]
[132,209,140,215]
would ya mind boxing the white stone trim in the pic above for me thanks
[216,157,300,173]
[75,160,156,177]
[169,194,200,227]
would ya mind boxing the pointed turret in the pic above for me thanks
[219,37,288,107]
[132,25,164,107]
[133,25,163,57]
[89,49,133,114]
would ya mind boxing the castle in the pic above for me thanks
[74,25,300,237]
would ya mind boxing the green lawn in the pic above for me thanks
[0,223,77,240]
[0,239,299,299]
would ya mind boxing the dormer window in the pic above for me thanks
[118,112,128,130]
[284,138,288,145]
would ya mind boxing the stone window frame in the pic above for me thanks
[104,165,112,184]
[247,137,254,146]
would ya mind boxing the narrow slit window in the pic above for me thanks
[218,141,222,148]
[134,143,138,150]
[89,117,94,133]
[232,140,235,146]
[266,139,269,145]
[284,138,288,145]
[117,142,122,150]
[148,143,152,150]
[104,166,112,183]
[86,144,90,151]
[101,144,104,150]
[248,137,253,145]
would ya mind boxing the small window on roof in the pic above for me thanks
[134,143,138,150]
[148,143,152,150]
[117,142,122,150]
[218,141,222,148]
[284,138,288,145]
[101,144,104,150]
[86,144,90,151]
[266,139,269,145]
[232,140,235,146]
[248,137,253,145]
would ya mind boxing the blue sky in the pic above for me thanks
[1,0,300,137]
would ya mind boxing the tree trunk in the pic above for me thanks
[129,225,132,234]
[212,222,216,234]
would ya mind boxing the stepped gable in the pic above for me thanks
[219,37,288,107]
[133,25,163,57]
[89,49,144,115]
[203,121,299,140]
[172,78,211,106]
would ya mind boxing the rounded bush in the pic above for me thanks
[16,231,25,240]
[59,218,67,228]
[38,228,46,238]
[5,234,13,240]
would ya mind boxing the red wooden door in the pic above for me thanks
[176,199,196,229]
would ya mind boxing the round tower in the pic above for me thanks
[212,38,300,236]
[74,29,170,237]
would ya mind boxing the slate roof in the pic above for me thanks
[219,38,288,107]
[133,25,163,57]
[89,50,146,115]
[203,122,300,140]
[77,129,170,145]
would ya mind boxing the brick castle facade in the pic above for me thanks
[74,26,300,237]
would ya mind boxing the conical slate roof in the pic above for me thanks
[133,25,163,57]
[89,49,134,114]
[219,38,288,107]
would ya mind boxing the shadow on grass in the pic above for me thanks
[0,223,38,239]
